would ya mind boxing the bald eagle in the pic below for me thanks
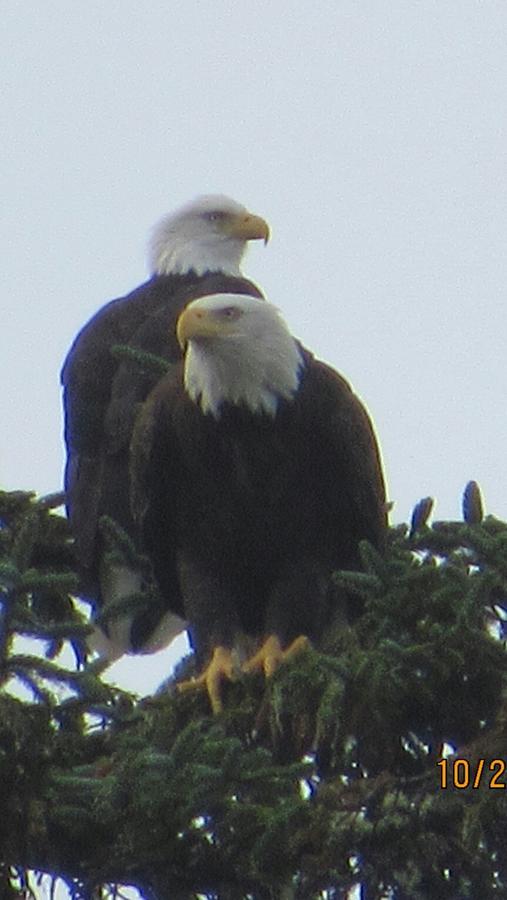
[130,293,387,711]
[61,196,269,658]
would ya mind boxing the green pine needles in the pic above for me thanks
[1,485,506,899]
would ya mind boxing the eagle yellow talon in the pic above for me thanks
[243,634,311,678]
[178,645,236,714]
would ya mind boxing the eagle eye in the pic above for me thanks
[221,306,240,320]
[205,211,225,223]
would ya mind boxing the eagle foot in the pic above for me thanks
[242,634,311,679]
[177,645,237,714]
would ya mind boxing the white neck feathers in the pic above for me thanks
[151,229,244,278]
[182,296,304,418]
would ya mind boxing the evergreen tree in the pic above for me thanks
[1,484,506,899]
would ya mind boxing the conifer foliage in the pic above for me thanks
[1,485,506,899]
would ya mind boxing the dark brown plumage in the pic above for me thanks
[130,294,386,707]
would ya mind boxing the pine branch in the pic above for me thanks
[110,345,171,376]
[1,486,507,898]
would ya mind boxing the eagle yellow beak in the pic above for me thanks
[226,211,270,244]
[177,306,220,350]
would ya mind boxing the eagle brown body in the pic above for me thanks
[61,197,269,655]
[130,295,386,701]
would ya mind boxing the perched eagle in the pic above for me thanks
[130,293,387,711]
[61,196,269,658]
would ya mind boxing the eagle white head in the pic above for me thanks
[177,293,304,418]
[149,195,270,278]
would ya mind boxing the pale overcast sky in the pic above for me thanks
[3,2,507,693]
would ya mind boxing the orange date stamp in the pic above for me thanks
[438,758,506,789]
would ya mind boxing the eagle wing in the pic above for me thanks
[129,370,186,619]
[61,278,178,576]
[298,353,387,560]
